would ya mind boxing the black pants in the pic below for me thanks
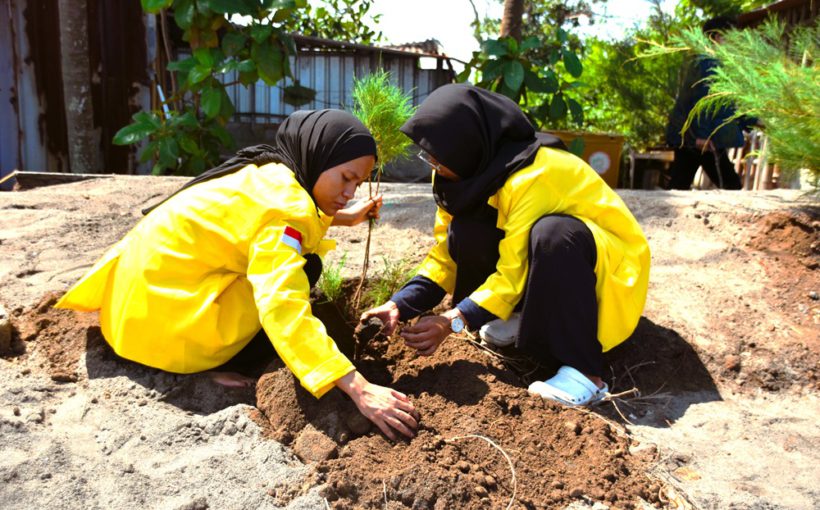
[449,213,604,377]
[668,147,742,190]
[216,253,322,373]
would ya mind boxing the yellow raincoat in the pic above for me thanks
[56,163,353,398]
[418,147,650,351]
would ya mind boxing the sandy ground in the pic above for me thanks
[1,176,818,509]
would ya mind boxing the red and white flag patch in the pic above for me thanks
[281,226,303,254]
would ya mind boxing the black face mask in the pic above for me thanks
[143,109,377,215]
[401,84,565,216]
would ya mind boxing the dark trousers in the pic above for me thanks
[216,253,322,373]
[669,147,742,190]
[449,213,604,377]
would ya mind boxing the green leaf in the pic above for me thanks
[158,137,179,168]
[524,69,557,94]
[221,32,247,57]
[239,69,259,85]
[499,81,518,100]
[178,134,200,156]
[210,124,234,147]
[173,111,199,129]
[482,39,508,57]
[504,37,519,56]
[140,0,172,14]
[557,28,568,44]
[250,24,273,44]
[167,57,196,72]
[562,48,583,78]
[482,58,505,81]
[139,140,158,163]
[263,0,297,8]
[520,36,540,52]
[112,121,156,145]
[567,137,586,157]
[567,97,584,125]
[237,59,256,73]
[219,87,235,118]
[174,0,195,29]
[206,0,257,16]
[549,94,567,121]
[503,60,525,91]
[193,48,215,68]
[252,41,284,85]
[279,33,297,56]
[201,86,222,119]
[455,67,471,83]
[283,83,316,107]
[187,66,211,86]
[548,49,560,66]
[272,8,292,22]
[133,111,161,129]
[151,163,163,176]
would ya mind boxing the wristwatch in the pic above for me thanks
[449,315,465,334]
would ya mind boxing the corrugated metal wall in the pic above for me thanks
[222,53,451,124]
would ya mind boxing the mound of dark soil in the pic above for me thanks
[256,304,660,509]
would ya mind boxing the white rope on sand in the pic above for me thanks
[445,434,517,510]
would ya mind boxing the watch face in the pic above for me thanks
[451,316,465,333]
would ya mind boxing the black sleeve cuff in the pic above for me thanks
[390,275,447,321]
[456,297,498,330]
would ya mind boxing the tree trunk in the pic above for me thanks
[500,0,525,41]
[58,0,101,173]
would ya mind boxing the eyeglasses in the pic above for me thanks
[417,150,443,173]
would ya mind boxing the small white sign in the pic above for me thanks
[588,151,611,174]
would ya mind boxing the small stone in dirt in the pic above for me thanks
[550,480,564,489]
[483,475,497,488]
[724,355,741,372]
[474,485,489,498]
[455,460,470,473]
[569,487,585,498]
[344,411,371,436]
[12,406,20,416]
[174,497,208,510]
[0,303,11,355]
[292,428,338,463]
[809,291,818,300]
[564,420,582,435]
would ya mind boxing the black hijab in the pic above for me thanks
[143,109,376,214]
[400,84,565,216]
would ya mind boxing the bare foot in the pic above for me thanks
[208,371,256,388]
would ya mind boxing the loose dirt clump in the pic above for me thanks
[256,291,660,509]
[5,291,101,383]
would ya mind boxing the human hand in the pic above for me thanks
[335,371,418,441]
[333,194,383,226]
[360,301,401,335]
[400,315,451,356]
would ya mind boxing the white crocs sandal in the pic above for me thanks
[528,366,608,407]
[479,313,521,347]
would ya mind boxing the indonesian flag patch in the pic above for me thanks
[281,226,303,254]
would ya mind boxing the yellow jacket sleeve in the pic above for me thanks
[468,177,542,319]
[416,206,457,294]
[247,221,354,398]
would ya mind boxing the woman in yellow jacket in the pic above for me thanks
[363,85,650,406]
[57,109,418,440]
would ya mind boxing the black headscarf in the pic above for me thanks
[400,84,565,216]
[143,109,376,214]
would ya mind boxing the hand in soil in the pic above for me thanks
[335,370,418,441]
[360,300,400,335]
[400,315,450,356]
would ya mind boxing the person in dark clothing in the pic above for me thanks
[361,84,651,407]
[666,15,755,190]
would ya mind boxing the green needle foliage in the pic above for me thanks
[352,71,416,173]
[318,253,347,304]
[363,257,416,310]
[675,19,819,179]
[349,70,415,311]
